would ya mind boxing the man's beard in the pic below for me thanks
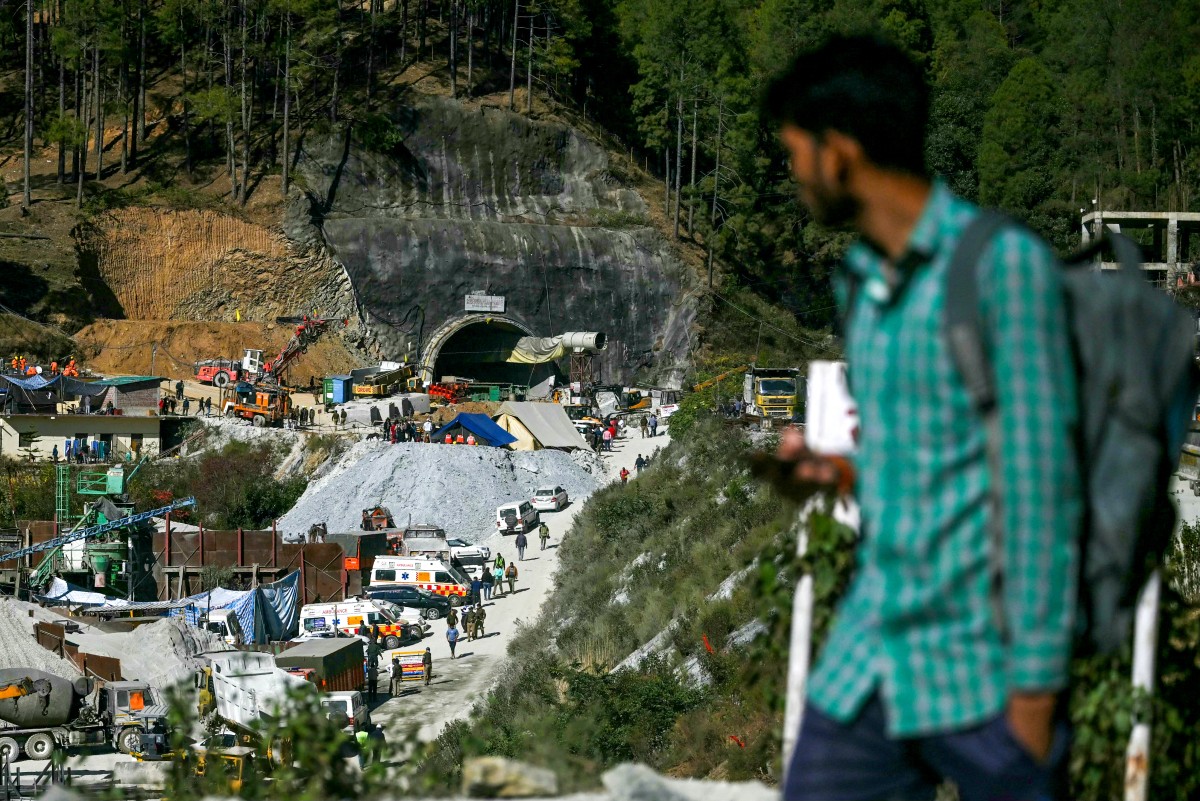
[804,175,860,228]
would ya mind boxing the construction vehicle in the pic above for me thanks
[360,507,395,532]
[743,366,804,420]
[195,651,312,764]
[225,382,292,428]
[0,669,168,765]
[351,365,415,398]
[275,639,366,693]
[196,316,344,389]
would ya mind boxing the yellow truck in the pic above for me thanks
[743,366,803,421]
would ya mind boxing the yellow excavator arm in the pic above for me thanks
[0,677,34,700]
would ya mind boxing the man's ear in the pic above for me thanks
[822,130,864,186]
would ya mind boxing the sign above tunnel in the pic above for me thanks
[464,294,506,313]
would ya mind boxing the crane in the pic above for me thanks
[258,316,347,385]
[0,497,197,563]
[692,364,751,392]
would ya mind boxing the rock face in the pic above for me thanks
[293,98,695,387]
[463,756,559,798]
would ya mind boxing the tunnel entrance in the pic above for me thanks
[422,316,561,389]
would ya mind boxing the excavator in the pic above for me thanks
[221,316,347,427]
[691,364,751,392]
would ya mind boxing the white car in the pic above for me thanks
[446,537,491,562]
[532,485,569,512]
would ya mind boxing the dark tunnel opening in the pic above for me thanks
[429,321,561,388]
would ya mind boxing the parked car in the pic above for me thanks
[531,486,569,512]
[445,538,491,562]
[364,585,452,620]
[319,691,370,735]
[495,501,539,534]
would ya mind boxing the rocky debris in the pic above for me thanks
[726,620,770,649]
[0,599,83,678]
[276,440,603,541]
[602,763,777,801]
[463,756,559,798]
[69,617,226,689]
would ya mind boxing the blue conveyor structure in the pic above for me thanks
[0,497,197,562]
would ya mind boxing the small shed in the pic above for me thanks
[324,375,353,405]
[493,401,586,450]
[432,413,517,447]
[93,376,164,414]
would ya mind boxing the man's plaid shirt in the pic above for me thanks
[807,182,1083,737]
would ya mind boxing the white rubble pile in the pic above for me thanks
[70,617,226,689]
[276,441,604,540]
[0,599,84,678]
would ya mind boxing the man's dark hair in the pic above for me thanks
[764,34,930,177]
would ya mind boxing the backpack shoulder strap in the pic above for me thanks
[943,209,1012,413]
[942,209,1014,643]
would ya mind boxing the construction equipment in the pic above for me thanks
[225,382,292,428]
[351,366,414,398]
[743,366,804,420]
[196,316,345,388]
[360,507,394,532]
[0,497,196,564]
[692,364,752,392]
[195,651,311,764]
[0,669,169,765]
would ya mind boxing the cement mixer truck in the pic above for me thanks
[0,669,169,765]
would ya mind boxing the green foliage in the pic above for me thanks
[0,459,56,526]
[590,208,650,229]
[129,436,306,530]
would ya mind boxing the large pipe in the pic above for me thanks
[558,332,607,352]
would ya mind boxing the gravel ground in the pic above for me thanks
[277,440,605,541]
[0,598,84,678]
[69,617,226,689]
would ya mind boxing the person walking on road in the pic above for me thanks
[539,521,550,551]
[390,656,403,697]
[470,576,483,606]
[482,568,494,601]
[423,647,433,686]
[182,397,191,416]
[463,607,476,641]
[515,531,528,561]
[492,563,506,597]
[635,454,646,474]
[446,607,459,628]
[602,428,613,452]
[620,466,630,484]
[648,414,658,437]
[640,417,649,438]
[474,605,487,638]
[175,380,183,401]
[765,35,1080,801]
[505,563,518,594]
[446,624,460,659]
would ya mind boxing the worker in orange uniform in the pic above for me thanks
[444,433,453,444]
[50,361,58,375]
[455,433,465,444]
[466,434,477,446]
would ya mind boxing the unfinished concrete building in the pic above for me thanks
[1081,210,1200,285]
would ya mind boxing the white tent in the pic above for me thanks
[493,401,586,450]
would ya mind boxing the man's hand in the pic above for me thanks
[1005,692,1057,763]
[747,426,853,502]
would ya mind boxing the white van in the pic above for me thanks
[201,609,245,646]
[298,597,426,649]
[369,556,472,607]
[320,691,370,734]
[495,501,539,534]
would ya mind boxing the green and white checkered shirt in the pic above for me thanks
[807,182,1083,737]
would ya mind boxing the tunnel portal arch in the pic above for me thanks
[420,314,557,388]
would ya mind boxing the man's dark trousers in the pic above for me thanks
[786,694,1068,801]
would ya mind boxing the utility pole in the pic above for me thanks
[23,0,34,213]
[150,344,157,376]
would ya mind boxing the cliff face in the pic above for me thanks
[291,97,695,387]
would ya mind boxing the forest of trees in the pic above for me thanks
[2,0,1199,327]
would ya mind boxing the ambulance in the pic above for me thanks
[297,597,427,649]
[368,556,472,607]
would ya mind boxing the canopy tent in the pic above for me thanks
[432,413,518,447]
[493,401,586,450]
[39,571,300,644]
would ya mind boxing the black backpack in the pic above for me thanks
[943,211,1200,655]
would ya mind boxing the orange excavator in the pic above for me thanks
[0,676,34,701]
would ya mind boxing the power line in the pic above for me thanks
[708,290,841,358]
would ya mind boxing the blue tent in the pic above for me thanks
[432,413,518,447]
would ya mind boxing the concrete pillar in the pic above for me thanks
[1153,224,1164,262]
[1167,216,1179,269]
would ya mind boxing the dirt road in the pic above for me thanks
[370,424,672,742]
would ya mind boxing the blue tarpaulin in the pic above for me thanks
[432,413,518,447]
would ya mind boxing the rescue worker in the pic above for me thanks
[463,606,476,641]
[492,563,506,597]
[539,521,550,551]
[505,563,518,594]
[423,647,433,686]
[390,655,403,696]
[445,433,453,444]
[446,607,459,628]
[620,467,630,484]
[455,432,465,444]
[466,434,477,445]
[640,417,649,438]
[474,605,487,638]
